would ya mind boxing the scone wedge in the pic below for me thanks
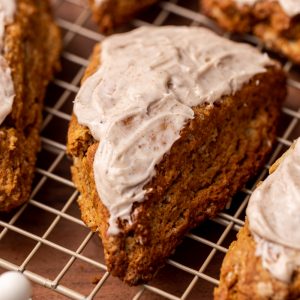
[201,0,300,64]
[0,0,61,212]
[67,26,286,285]
[215,139,300,300]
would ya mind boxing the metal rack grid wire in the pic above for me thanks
[0,0,300,299]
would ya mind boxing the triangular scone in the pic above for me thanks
[215,139,300,300]
[0,0,61,212]
[67,26,286,285]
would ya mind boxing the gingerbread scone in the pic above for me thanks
[215,139,300,300]
[89,0,158,32]
[67,26,286,285]
[201,0,300,64]
[0,0,61,212]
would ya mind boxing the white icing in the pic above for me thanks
[235,0,259,6]
[94,0,106,6]
[247,138,300,282]
[0,0,16,125]
[74,26,273,235]
[235,0,300,17]
[279,0,300,16]
[254,235,300,283]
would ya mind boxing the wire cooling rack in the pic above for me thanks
[0,0,300,299]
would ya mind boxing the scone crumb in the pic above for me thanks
[8,135,17,150]
[225,271,235,284]
[256,281,274,297]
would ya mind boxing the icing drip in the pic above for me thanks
[0,0,16,125]
[234,0,300,17]
[247,138,300,282]
[254,235,300,283]
[74,26,273,235]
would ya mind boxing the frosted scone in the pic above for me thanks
[201,0,300,64]
[89,0,158,32]
[215,139,300,300]
[0,1,61,211]
[67,26,286,285]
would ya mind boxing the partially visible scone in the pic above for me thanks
[201,0,300,64]
[0,0,61,212]
[89,0,158,32]
[67,26,286,285]
[215,222,300,300]
[215,139,300,300]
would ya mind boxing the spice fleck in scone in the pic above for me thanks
[67,26,286,285]
[202,0,300,64]
[89,0,158,32]
[0,0,61,212]
[215,139,300,300]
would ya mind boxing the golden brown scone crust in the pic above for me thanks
[215,222,300,300]
[89,0,158,32]
[201,0,300,64]
[0,0,61,212]
[67,44,286,285]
